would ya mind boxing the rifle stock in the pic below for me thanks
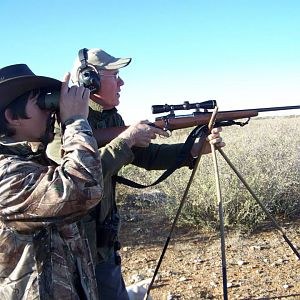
[153,110,258,130]
[92,109,258,147]
[93,126,129,147]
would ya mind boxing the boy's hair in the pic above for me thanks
[0,90,39,137]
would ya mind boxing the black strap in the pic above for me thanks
[78,48,88,69]
[114,125,209,188]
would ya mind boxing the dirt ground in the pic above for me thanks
[119,203,300,300]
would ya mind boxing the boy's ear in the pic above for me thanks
[4,109,21,126]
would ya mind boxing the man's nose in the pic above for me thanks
[118,77,124,86]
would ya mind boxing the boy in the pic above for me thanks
[0,64,103,299]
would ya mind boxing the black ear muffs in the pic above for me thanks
[77,48,100,93]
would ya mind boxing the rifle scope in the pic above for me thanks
[152,100,217,114]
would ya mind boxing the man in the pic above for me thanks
[0,64,104,299]
[48,48,224,300]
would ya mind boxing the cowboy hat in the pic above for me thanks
[0,64,61,110]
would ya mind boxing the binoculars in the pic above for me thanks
[37,90,60,111]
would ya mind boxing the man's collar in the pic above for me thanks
[89,99,103,112]
[88,100,118,114]
[102,107,118,114]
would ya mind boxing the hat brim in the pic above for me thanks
[0,75,61,110]
[103,57,132,70]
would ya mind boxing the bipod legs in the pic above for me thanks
[211,142,228,300]
[217,147,300,260]
[143,136,299,300]
[208,145,300,300]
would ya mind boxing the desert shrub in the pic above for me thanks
[116,116,300,232]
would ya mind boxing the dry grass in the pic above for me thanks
[117,115,300,232]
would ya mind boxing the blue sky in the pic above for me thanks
[1,0,300,123]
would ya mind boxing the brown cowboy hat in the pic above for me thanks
[0,64,61,110]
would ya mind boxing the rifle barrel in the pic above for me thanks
[255,105,300,113]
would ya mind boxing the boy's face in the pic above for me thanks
[16,92,55,142]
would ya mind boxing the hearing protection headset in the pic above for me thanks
[77,48,100,93]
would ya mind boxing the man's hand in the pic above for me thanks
[59,73,90,123]
[118,120,169,148]
[191,127,225,156]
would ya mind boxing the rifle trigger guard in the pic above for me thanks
[159,130,172,139]
[162,116,170,131]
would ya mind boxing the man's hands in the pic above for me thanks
[59,73,90,124]
[118,121,169,148]
[191,127,225,157]
[118,121,225,155]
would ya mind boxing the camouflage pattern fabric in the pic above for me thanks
[0,118,103,300]
[48,105,135,263]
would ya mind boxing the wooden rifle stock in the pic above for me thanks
[153,110,258,130]
[93,126,129,147]
[92,109,259,147]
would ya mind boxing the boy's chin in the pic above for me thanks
[39,132,55,144]
[47,132,55,143]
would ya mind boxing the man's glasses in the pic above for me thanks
[98,72,120,80]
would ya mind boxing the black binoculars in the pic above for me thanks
[37,90,60,111]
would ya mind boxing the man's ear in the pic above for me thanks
[4,109,21,127]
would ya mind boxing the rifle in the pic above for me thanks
[92,100,300,147]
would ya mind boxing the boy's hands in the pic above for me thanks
[59,73,90,123]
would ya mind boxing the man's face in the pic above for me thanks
[17,92,54,142]
[91,69,124,110]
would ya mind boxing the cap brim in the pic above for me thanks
[104,57,132,70]
[0,75,61,110]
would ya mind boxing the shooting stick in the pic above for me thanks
[144,109,300,300]
[143,108,219,300]
[142,100,300,299]
[210,129,228,299]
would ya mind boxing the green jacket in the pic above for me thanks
[47,101,188,264]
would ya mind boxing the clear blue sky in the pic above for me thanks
[1,0,300,123]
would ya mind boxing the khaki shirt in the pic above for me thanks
[0,118,103,300]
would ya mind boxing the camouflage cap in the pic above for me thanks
[0,64,61,110]
[71,48,132,84]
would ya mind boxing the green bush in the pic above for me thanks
[117,116,300,232]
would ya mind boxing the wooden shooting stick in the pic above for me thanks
[143,107,300,300]
[143,107,219,300]
[210,113,228,300]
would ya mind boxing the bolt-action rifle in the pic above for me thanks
[92,100,300,147]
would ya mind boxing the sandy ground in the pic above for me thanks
[120,205,300,300]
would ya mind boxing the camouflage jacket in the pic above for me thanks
[0,118,103,300]
[47,102,187,263]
